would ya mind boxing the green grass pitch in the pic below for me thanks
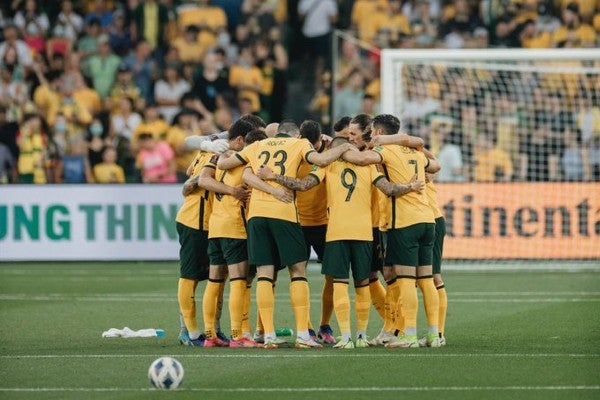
[0,261,599,400]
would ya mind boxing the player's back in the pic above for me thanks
[297,161,328,227]
[176,151,213,230]
[208,164,247,239]
[322,160,378,242]
[374,144,434,228]
[244,136,314,223]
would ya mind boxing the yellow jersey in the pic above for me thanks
[236,135,315,223]
[229,65,264,112]
[473,147,513,182]
[310,161,384,242]
[164,126,197,174]
[133,119,170,145]
[297,161,328,227]
[208,163,247,239]
[93,163,125,183]
[424,181,443,219]
[373,145,434,229]
[175,151,214,230]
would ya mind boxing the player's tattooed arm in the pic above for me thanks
[182,175,200,196]
[257,165,319,191]
[375,174,424,196]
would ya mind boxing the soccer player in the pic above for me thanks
[257,136,424,348]
[217,121,353,349]
[347,114,388,328]
[419,173,448,347]
[175,134,233,346]
[342,114,441,348]
[294,120,335,344]
[195,120,256,348]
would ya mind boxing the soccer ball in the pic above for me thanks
[148,356,184,390]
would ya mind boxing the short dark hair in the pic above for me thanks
[228,119,255,141]
[333,116,351,133]
[138,132,153,141]
[372,114,400,135]
[245,128,267,145]
[240,113,267,129]
[350,114,372,133]
[299,120,321,146]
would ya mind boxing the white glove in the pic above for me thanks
[185,136,229,154]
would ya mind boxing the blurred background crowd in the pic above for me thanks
[0,0,598,184]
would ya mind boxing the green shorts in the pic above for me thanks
[322,240,372,282]
[371,228,384,272]
[385,223,435,267]
[302,224,327,262]
[433,217,446,274]
[208,238,248,266]
[247,217,307,267]
[176,222,209,280]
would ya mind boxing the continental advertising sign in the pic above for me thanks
[0,183,598,261]
[436,183,600,259]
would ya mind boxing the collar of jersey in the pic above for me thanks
[275,133,292,138]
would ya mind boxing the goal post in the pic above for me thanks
[379,48,600,260]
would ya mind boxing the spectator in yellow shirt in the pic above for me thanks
[93,146,125,183]
[552,2,596,47]
[172,25,205,64]
[473,134,514,182]
[229,45,264,113]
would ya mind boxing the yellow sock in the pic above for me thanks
[437,285,447,335]
[354,284,371,333]
[399,277,418,334]
[319,276,334,327]
[242,284,252,334]
[215,280,226,333]
[369,277,386,320]
[256,278,275,334]
[177,278,199,335]
[333,281,350,335]
[290,277,310,332]
[383,278,400,332]
[229,278,246,340]
[394,292,405,334]
[202,279,222,338]
[417,277,439,333]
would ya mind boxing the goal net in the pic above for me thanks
[380,49,600,260]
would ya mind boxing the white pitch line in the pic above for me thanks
[1,386,598,393]
[0,295,598,303]
[2,353,598,360]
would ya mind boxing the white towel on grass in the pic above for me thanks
[102,327,161,338]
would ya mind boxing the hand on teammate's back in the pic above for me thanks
[231,184,251,201]
[257,165,276,181]
[271,187,293,203]
[410,174,425,193]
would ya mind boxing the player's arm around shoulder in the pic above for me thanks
[342,146,383,166]
[421,147,441,173]
[374,173,425,197]
[257,164,320,192]
[306,141,354,167]
[370,133,424,149]
[243,167,293,203]
[217,149,246,170]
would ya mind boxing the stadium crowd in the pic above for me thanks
[0,0,599,184]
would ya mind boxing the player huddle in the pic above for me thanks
[175,112,448,349]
